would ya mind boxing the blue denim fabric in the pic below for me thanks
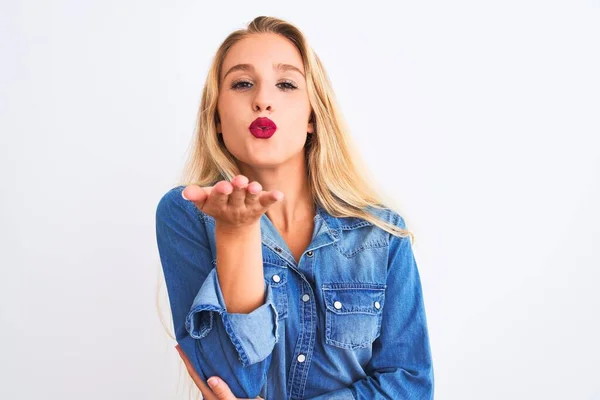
[155,186,434,399]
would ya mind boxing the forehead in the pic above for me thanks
[221,33,305,78]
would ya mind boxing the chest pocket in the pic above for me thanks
[263,262,288,321]
[322,283,386,349]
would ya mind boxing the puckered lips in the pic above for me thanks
[249,117,277,139]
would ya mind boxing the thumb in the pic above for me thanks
[207,377,236,399]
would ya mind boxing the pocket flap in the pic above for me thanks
[323,283,385,315]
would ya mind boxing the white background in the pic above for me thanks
[1,1,599,399]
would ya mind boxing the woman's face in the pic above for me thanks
[217,33,314,169]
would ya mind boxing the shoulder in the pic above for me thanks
[155,185,205,222]
[326,204,407,239]
[326,205,407,254]
[156,185,186,213]
[364,205,407,231]
[361,205,412,251]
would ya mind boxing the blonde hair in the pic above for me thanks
[158,15,414,398]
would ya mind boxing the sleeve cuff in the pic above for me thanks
[185,268,279,366]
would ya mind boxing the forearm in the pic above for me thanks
[215,221,264,313]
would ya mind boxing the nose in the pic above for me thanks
[252,84,274,112]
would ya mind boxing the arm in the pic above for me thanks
[215,220,266,315]
[308,214,434,400]
[155,188,277,398]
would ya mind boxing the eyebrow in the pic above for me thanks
[222,63,305,80]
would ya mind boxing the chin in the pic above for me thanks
[248,151,295,168]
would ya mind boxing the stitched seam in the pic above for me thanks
[333,239,388,258]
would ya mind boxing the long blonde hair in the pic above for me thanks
[179,15,412,240]
[158,15,414,398]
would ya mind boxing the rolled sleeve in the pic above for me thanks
[185,267,279,367]
[156,187,273,397]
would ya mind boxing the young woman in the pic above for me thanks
[156,16,434,400]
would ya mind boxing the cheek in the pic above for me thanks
[286,95,311,117]
[219,95,249,118]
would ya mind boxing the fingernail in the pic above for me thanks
[208,377,219,388]
[181,190,189,200]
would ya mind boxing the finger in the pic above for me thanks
[228,175,249,208]
[207,377,237,400]
[244,181,262,207]
[181,185,208,209]
[210,181,233,208]
[258,190,284,209]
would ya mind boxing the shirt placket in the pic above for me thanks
[288,250,317,400]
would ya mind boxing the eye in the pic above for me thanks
[231,80,253,90]
[277,80,298,91]
[229,79,298,92]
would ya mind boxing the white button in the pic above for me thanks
[374,301,381,309]
[272,274,281,283]
[334,301,342,309]
[306,251,314,257]
[297,354,306,363]
[302,294,310,302]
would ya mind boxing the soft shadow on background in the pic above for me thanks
[1,1,599,399]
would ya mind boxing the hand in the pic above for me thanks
[181,175,283,231]
[175,344,263,400]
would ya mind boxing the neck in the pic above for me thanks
[237,150,315,233]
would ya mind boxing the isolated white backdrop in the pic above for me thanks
[1,1,599,399]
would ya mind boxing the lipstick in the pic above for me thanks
[249,117,277,139]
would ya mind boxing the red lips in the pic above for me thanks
[249,117,277,139]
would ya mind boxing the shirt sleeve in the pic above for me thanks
[307,213,435,400]
[155,187,278,398]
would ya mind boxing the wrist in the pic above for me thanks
[215,220,261,237]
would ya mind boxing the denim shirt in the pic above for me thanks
[155,186,434,399]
